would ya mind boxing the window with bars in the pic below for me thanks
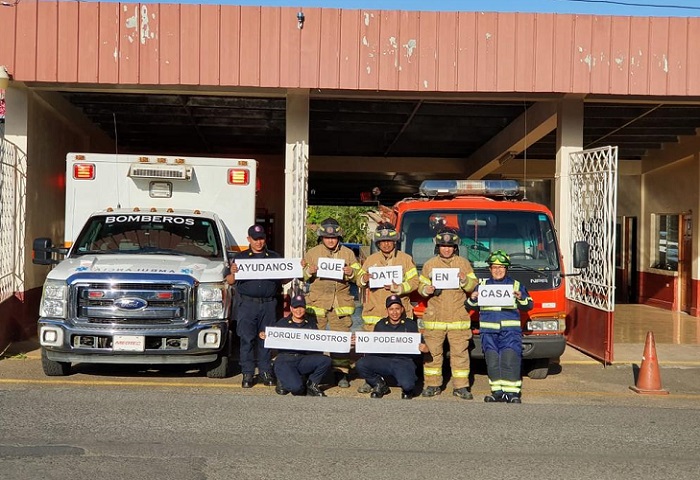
[652,214,679,271]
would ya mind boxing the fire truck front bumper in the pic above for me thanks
[470,333,566,360]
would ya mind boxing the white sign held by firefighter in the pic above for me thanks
[234,258,303,280]
[264,327,351,353]
[317,257,345,280]
[368,265,403,289]
[477,284,516,307]
[354,332,421,354]
[431,268,460,289]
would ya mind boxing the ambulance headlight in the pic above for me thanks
[39,280,68,318]
[197,283,225,320]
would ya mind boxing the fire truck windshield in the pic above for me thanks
[71,214,222,258]
[399,210,560,271]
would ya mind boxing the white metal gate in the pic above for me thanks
[0,135,27,303]
[566,145,618,362]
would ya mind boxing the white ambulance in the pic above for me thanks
[33,153,257,377]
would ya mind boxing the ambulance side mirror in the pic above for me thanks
[33,237,58,265]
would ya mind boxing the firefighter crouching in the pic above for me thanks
[356,222,419,393]
[418,228,478,399]
[466,250,534,403]
[355,295,428,399]
[302,218,361,388]
[259,294,331,397]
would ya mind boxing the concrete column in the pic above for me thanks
[554,98,583,267]
[3,87,29,153]
[284,89,310,258]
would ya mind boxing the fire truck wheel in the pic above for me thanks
[41,348,71,376]
[524,359,550,379]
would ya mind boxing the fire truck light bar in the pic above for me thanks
[419,180,520,198]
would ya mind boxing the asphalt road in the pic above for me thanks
[2,354,700,479]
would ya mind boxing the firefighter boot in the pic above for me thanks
[259,371,275,387]
[241,374,255,389]
[505,392,522,404]
[401,390,414,400]
[484,390,505,403]
[370,378,390,399]
[357,381,372,394]
[336,372,351,389]
[421,386,442,397]
[452,387,474,400]
[306,380,327,397]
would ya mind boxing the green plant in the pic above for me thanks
[306,206,371,249]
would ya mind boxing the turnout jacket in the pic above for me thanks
[303,243,361,317]
[465,276,534,332]
[357,250,419,325]
[419,255,478,329]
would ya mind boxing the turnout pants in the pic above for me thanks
[314,309,353,374]
[355,356,417,392]
[274,353,332,394]
[236,297,277,376]
[482,329,523,394]
[423,328,471,389]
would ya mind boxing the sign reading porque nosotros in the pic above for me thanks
[354,332,422,354]
[234,258,303,280]
[264,327,352,353]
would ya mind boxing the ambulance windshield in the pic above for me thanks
[72,213,222,259]
[399,210,560,271]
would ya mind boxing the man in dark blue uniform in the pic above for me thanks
[355,295,428,399]
[227,224,282,388]
[260,294,331,397]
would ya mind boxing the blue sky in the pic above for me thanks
[166,0,700,17]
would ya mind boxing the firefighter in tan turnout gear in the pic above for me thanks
[302,218,361,388]
[355,222,419,393]
[418,228,478,399]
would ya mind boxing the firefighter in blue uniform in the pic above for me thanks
[354,295,429,399]
[466,250,533,403]
[227,224,282,389]
[259,294,331,397]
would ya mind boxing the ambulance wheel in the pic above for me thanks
[41,348,71,376]
[525,359,550,379]
[204,332,232,378]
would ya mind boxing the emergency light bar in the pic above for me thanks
[419,180,520,198]
[128,163,192,181]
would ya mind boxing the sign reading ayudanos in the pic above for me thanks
[234,258,303,280]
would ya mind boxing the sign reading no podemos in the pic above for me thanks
[316,257,345,280]
[431,268,460,289]
[368,265,403,289]
[234,258,303,280]
[477,284,516,307]
[264,327,351,353]
[354,331,421,354]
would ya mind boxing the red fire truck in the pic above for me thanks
[380,179,588,379]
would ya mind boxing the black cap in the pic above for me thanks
[290,294,306,308]
[248,224,266,240]
[385,295,402,308]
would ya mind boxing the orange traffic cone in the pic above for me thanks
[630,331,669,395]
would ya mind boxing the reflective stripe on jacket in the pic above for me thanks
[466,277,533,332]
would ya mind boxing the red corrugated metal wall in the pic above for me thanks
[2,2,700,95]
